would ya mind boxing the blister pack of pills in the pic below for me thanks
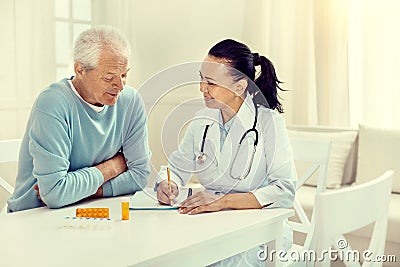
[75,208,109,218]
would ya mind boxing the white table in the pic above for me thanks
[0,196,294,267]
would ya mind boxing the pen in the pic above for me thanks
[167,167,173,206]
[187,188,193,198]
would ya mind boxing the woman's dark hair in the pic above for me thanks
[208,39,285,113]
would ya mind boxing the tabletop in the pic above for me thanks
[0,195,294,267]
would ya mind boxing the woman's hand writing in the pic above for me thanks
[156,180,178,205]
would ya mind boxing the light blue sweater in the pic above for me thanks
[8,78,151,212]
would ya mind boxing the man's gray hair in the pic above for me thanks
[73,25,131,70]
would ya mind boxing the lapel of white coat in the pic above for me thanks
[219,95,256,172]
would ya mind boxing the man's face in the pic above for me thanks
[75,50,130,106]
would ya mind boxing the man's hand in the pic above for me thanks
[33,184,46,205]
[95,152,127,183]
[91,186,103,198]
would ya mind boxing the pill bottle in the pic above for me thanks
[121,197,130,220]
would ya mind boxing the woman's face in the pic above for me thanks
[199,55,239,110]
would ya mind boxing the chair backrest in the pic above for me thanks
[288,138,331,249]
[310,170,393,267]
[0,139,22,214]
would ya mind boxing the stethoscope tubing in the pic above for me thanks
[196,99,259,180]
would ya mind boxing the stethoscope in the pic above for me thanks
[196,99,259,180]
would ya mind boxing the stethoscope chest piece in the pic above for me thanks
[196,152,207,164]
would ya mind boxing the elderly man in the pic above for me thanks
[8,25,151,212]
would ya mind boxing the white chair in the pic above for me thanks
[0,139,22,214]
[284,139,331,266]
[309,170,393,267]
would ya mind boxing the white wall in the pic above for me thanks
[0,0,55,140]
[0,0,25,140]
[92,0,270,87]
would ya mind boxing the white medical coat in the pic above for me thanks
[157,95,297,264]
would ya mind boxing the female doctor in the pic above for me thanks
[156,39,296,266]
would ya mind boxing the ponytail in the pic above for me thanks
[252,53,285,113]
[208,39,286,113]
